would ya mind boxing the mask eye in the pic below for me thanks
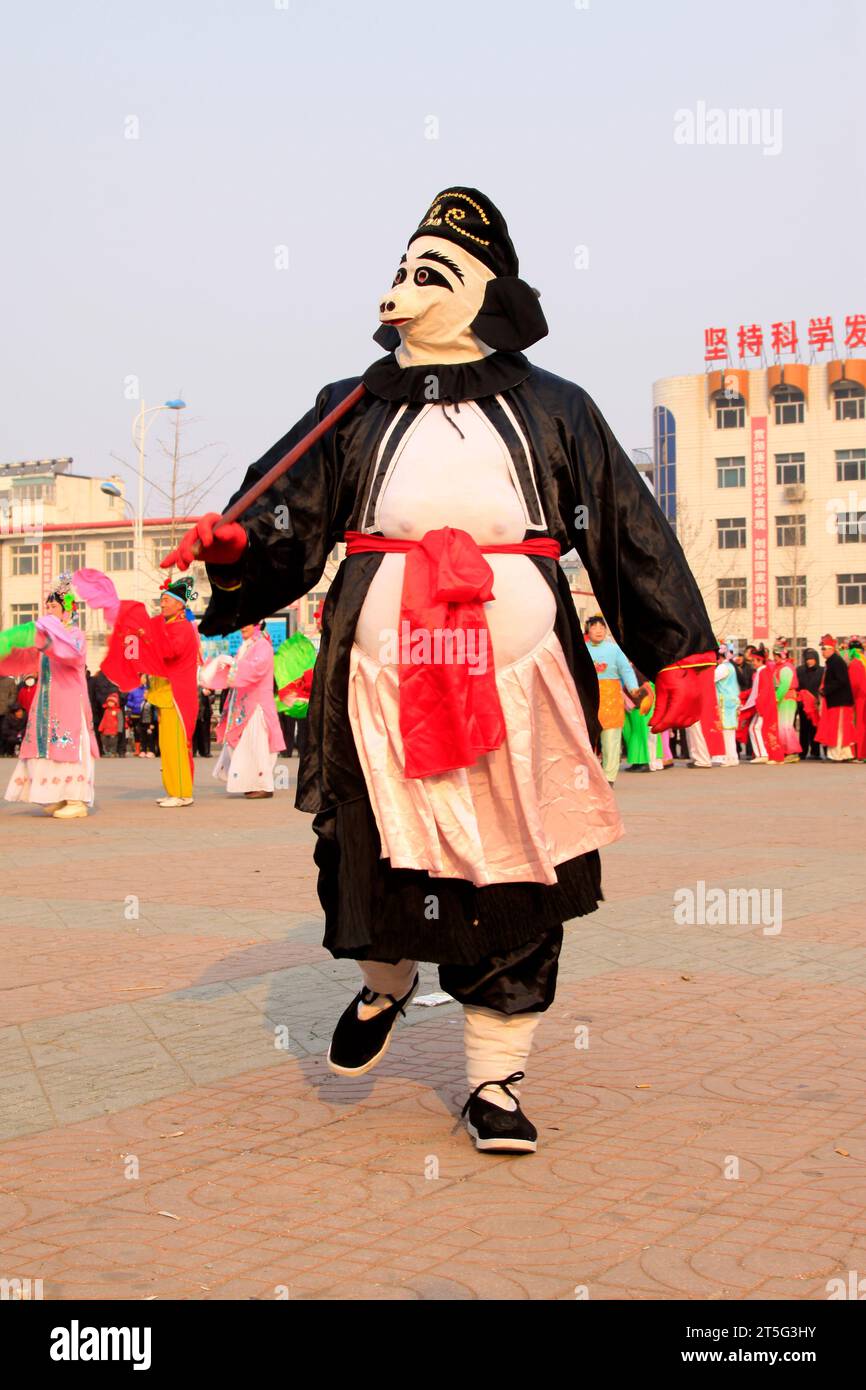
[413,265,452,291]
[392,267,407,287]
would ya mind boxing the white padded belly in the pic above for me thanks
[355,403,556,668]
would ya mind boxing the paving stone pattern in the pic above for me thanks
[0,756,864,1300]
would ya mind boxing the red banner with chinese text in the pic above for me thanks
[41,541,53,609]
[751,417,769,641]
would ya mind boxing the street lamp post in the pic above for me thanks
[129,398,186,600]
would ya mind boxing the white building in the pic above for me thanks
[652,356,866,654]
[0,458,345,666]
[0,459,212,667]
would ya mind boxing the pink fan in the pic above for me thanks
[71,569,120,623]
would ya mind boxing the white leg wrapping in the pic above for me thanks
[750,716,767,759]
[357,959,417,1018]
[463,1005,542,1111]
[685,721,711,767]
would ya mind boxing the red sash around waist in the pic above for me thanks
[345,527,561,779]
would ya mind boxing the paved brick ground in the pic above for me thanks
[0,753,864,1300]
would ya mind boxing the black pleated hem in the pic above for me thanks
[313,795,603,967]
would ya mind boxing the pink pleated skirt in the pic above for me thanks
[348,627,623,888]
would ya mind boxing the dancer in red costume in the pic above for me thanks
[103,576,201,806]
[847,639,866,761]
[740,645,783,764]
[816,634,856,762]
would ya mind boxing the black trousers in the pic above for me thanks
[139,721,158,754]
[798,713,821,759]
[193,716,211,757]
[437,926,563,1015]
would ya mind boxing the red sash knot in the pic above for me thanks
[345,527,560,778]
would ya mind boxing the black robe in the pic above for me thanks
[821,651,854,708]
[201,350,715,964]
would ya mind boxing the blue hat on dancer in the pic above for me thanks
[160,575,197,619]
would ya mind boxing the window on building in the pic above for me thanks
[74,600,87,630]
[790,636,808,662]
[11,543,39,575]
[716,456,746,488]
[653,405,677,525]
[717,517,747,549]
[835,511,866,544]
[718,578,747,609]
[714,394,746,429]
[775,514,806,547]
[777,575,807,607]
[775,453,805,485]
[11,480,55,503]
[836,448,866,482]
[11,603,38,625]
[774,635,808,662]
[834,382,866,421]
[57,541,86,571]
[838,573,866,605]
[772,385,805,425]
[104,538,134,571]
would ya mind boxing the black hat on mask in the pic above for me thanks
[374,185,548,355]
[408,187,519,278]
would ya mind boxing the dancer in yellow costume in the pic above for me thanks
[104,577,200,807]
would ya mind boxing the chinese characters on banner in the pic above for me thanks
[751,418,769,641]
[41,542,53,608]
[705,314,866,363]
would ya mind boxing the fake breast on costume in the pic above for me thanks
[354,401,556,669]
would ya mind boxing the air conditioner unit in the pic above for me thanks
[783,484,805,502]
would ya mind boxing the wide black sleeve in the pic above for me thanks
[199,377,361,636]
[563,385,716,678]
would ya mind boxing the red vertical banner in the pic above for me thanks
[751,417,769,641]
[41,541,53,609]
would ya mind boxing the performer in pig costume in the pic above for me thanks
[165,187,715,1152]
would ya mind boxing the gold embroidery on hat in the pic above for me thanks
[421,191,491,248]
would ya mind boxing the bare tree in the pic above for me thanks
[776,510,830,651]
[110,411,235,587]
[151,412,234,552]
[674,497,745,635]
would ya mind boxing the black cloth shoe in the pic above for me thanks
[461,1071,538,1153]
[326,974,419,1076]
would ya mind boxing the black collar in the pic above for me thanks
[362,350,531,404]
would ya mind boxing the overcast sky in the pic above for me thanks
[2,0,863,515]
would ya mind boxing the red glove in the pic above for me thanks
[650,651,716,732]
[160,513,247,572]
